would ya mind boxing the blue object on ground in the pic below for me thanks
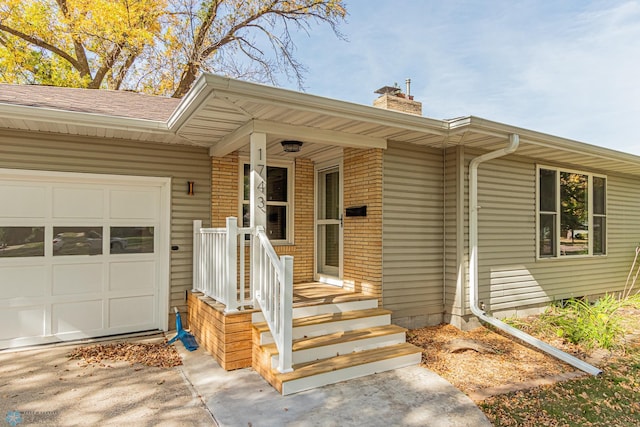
[167,307,199,351]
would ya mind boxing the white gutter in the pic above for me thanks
[468,133,602,376]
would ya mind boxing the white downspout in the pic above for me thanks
[468,133,602,376]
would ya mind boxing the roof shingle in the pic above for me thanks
[0,84,180,122]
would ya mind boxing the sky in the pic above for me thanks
[280,0,640,156]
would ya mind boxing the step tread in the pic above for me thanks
[275,342,422,383]
[293,294,377,308]
[253,307,392,333]
[262,324,407,355]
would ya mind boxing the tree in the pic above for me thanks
[560,172,588,244]
[0,0,346,97]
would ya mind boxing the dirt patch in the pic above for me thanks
[407,324,577,398]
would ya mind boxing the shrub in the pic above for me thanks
[539,295,624,350]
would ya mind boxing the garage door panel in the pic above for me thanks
[109,296,155,328]
[0,185,46,218]
[52,300,103,333]
[0,265,46,299]
[109,261,154,292]
[110,190,159,220]
[53,188,104,219]
[1,171,167,349]
[0,306,45,340]
[52,263,103,296]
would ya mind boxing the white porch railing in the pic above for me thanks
[192,218,294,373]
[253,226,294,373]
[192,218,251,312]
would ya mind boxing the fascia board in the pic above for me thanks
[0,102,171,134]
[167,73,216,131]
[200,74,449,136]
[450,115,640,167]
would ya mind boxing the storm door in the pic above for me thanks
[316,163,342,279]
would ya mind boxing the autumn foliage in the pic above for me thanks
[0,0,346,97]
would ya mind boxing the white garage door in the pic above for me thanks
[0,169,170,349]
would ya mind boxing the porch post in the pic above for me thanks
[192,220,202,293]
[224,216,238,313]
[250,132,267,304]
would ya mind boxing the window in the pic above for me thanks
[537,166,606,258]
[110,227,155,254]
[53,226,103,256]
[0,227,44,258]
[242,162,293,243]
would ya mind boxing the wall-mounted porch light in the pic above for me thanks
[281,140,303,153]
[187,181,195,196]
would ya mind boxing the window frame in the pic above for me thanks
[536,165,607,259]
[239,158,295,245]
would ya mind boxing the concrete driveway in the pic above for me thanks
[1,334,491,427]
[0,334,213,426]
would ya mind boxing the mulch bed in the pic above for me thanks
[407,324,577,397]
[408,305,640,401]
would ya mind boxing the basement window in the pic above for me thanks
[537,166,606,258]
[241,161,293,244]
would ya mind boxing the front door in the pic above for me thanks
[316,163,342,280]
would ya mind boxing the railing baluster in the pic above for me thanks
[192,219,293,373]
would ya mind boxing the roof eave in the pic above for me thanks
[0,102,172,134]
[450,115,640,166]
[188,73,450,136]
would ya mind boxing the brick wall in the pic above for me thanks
[211,154,314,283]
[343,148,384,301]
[373,93,422,116]
[212,152,239,226]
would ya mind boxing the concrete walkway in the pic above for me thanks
[177,345,492,427]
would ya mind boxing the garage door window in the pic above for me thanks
[53,226,103,256]
[110,227,154,254]
[0,226,44,258]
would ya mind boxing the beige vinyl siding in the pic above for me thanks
[0,130,211,323]
[443,146,469,325]
[382,141,444,327]
[475,153,640,315]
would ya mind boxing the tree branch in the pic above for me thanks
[0,23,84,72]
[113,51,138,90]
[55,0,91,77]
[90,44,124,89]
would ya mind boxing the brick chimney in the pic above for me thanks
[373,78,422,116]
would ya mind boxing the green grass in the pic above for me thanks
[482,295,640,426]
[479,345,640,426]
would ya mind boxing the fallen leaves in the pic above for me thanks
[418,304,640,427]
[68,342,183,368]
[407,324,574,394]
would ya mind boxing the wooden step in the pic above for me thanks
[253,308,392,344]
[251,298,379,323]
[272,342,423,395]
[263,324,408,368]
